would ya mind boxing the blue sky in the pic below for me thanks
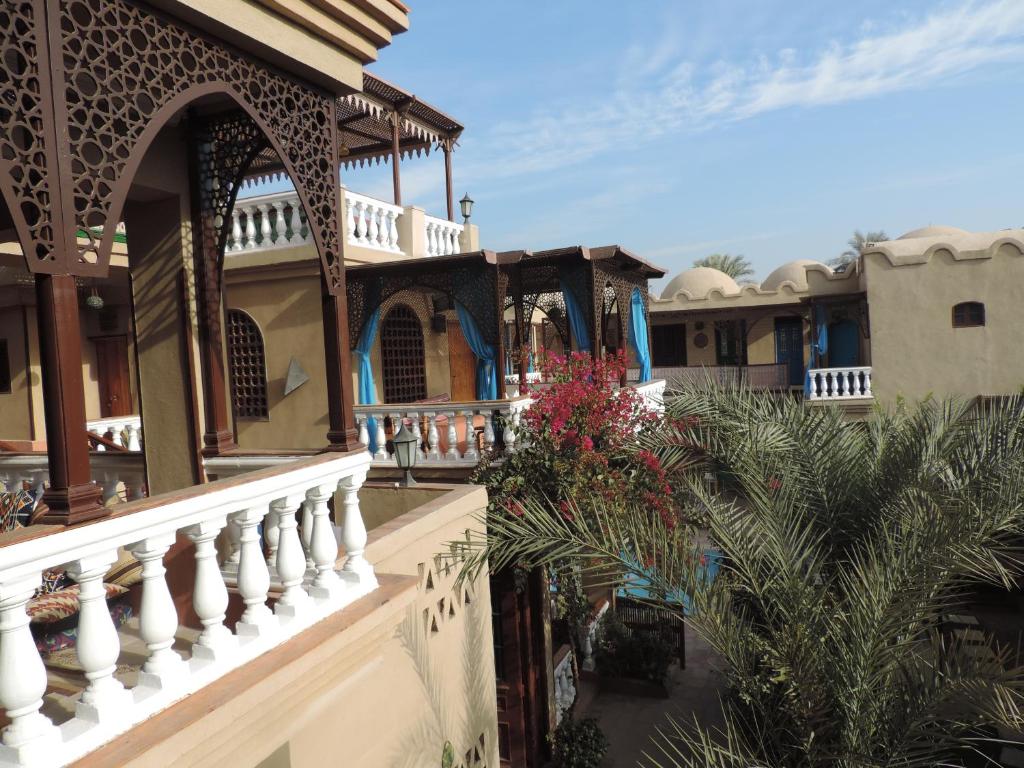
[300,1,1024,290]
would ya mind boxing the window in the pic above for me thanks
[226,309,268,419]
[0,339,10,394]
[715,319,747,365]
[381,304,427,403]
[651,323,686,366]
[952,301,985,328]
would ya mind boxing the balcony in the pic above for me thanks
[806,366,873,401]
[226,189,468,262]
[633,363,791,391]
[0,453,497,767]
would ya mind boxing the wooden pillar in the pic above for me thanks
[33,274,103,524]
[390,114,402,207]
[617,301,628,388]
[512,271,528,395]
[443,140,455,223]
[321,274,360,451]
[494,271,507,400]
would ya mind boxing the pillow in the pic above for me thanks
[37,568,70,595]
[35,602,133,655]
[105,547,143,587]
[0,489,37,532]
[27,583,128,624]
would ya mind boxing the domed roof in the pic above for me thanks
[660,267,739,300]
[896,225,969,240]
[760,259,829,292]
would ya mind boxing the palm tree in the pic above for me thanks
[832,229,888,268]
[693,253,755,281]
[463,382,1024,766]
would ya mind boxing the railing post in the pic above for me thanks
[426,413,441,461]
[186,518,234,661]
[445,412,459,460]
[272,494,313,620]
[128,533,186,689]
[463,411,480,462]
[306,484,342,600]
[66,551,132,722]
[338,471,376,590]
[0,575,59,760]
[234,506,276,636]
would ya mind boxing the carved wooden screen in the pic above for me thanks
[381,304,427,403]
[226,309,269,419]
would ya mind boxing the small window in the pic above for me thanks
[0,339,10,393]
[226,309,269,419]
[952,302,985,328]
[651,323,686,366]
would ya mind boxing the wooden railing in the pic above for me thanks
[0,451,373,767]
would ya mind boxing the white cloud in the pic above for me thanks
[458,0,1024,186]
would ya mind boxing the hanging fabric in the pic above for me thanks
[559,276,591,353]
[355,281,383,452]
[455,302,498,400]
[628,288,652,383]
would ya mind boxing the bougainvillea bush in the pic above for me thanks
[473,350,680,530]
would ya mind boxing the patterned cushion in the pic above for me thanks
[35,602,132,655]
[27,583,128,624]
[38,568,70,595]
[105,547,143,587]
[0,489,37,532]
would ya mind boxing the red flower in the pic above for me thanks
[581,435,594,451]
[767,476,782,492]
[558,500,575,522]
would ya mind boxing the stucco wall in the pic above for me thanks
[864,244,1024,402]
[0,305,32,441]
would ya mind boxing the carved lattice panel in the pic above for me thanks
[226,309,269,419]
[381,304,427,404]
[53,0,342,286]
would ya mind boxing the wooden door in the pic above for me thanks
[94,336,133,417]
[448,319,477,401]
[774,317,805,386]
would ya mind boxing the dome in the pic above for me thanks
[760,259,829,292]
[896,225,969,240]
[660,267,739,300]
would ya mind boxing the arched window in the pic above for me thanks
[381,304,426,403]
[226,309,269,419]
[952,301,985,328]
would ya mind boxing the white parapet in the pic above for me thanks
[806,366,873,400]
[0,451,373,768]
[423,215,464,258]
[344,191,403,254]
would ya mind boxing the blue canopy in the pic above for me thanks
[559,277,591,353]
[628,288,652,382]
[456,301,498,400]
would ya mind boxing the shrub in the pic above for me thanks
[593,613,675,684]
[550,716,608,768]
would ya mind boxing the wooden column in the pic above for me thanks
[33,274,103,524]
[390,113,402,206]
[321,274,360,451]
[443,139,455,222]
[512,272,528,395]
[617,302,628,388]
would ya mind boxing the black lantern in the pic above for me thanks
[459,193,474,223]
[392,421,419,487]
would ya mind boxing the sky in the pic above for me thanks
[270,1,1024,291]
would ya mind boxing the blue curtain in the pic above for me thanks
[455,302,498,400]
[628,288,652,382]
[355,307,381,406]
[805,305,829,396]
[559,277,591,353]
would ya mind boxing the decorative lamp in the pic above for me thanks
[459,193,474,223]
[392,421,419,487]
[85,288,104,311]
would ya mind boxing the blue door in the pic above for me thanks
[775,317,804,386]
[829,320,859,368]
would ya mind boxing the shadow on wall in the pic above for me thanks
[391,571,495,768]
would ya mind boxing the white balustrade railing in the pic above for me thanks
[553,646,577,724]
[353,397,532,467]
[578,600,610,672]
[344,191,403,254]
[227,191,312,252]
[86,415,143,452]
[806,366,873,400]
[631,379,667,414]
[504,372,542,386]
[0,451,373,768]
[423,215,464,258]
[0,453,147,505]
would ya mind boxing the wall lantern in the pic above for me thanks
[85,287,104,311]
[392,421,419,487]
[459,193,474,224]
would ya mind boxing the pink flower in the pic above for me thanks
[581,435,594,451]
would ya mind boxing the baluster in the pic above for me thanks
[823,371,832,399]
[257,204,272,246]
[288,200,303,245]
[345,196,357,245]
[243,208,257,249]
[306,484,342,600]
[503,414,517,454]
[445,412,459,459]
[223,516,241,575]
[483,412,496,453]
[126,477,146,500]
[186,518,234,660]
[300,498,315,570]
[353,200,367,244]
[426,413,441,461]
[453,226,463,254]
[263,508,280,570]
[367,203,380,247]
[235,506,276,636]
[810,372,820,400]
[272,494,312,619]
[387,210,400,251]
[128,534,186,688]
[463,411,480,462]
[863,369,873,397]
[444,226,455,256]
[66,552,132,722]
[230,209,243,251]
[374,415,388,461]
[100,471,120,505]
[0,576,58,756]
[426,221,437,257]
[270,202,285,245]
[126,422,141,451]
[358,417,370,456]
[338,471,376,589]
[410,413,424,459]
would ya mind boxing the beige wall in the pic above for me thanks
[225,272,331,450]
[0,305,32,441]
[864,244,1024,402]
